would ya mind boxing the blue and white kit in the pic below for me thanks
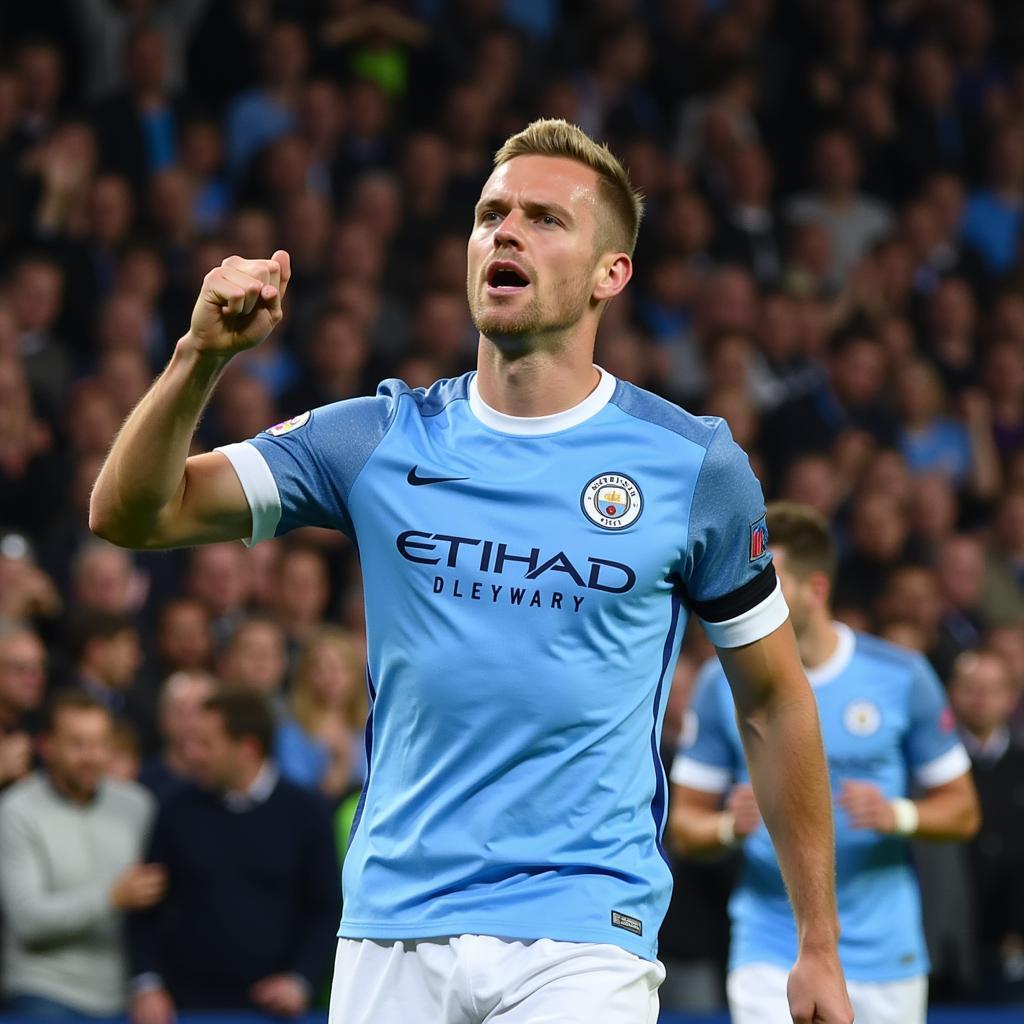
[672,624,971,980]
[217,368,788,961]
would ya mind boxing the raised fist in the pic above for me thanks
[189,251,291,356]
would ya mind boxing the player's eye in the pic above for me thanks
[480,211,502,224]
[540,214,561,227]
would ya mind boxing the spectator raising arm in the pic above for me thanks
[89,252,291,550]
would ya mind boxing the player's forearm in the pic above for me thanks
[903,786,980,841]
[668,802,734,857]
[740,686,839,951]
[90,335,231,544]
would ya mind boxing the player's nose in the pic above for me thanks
[493,211,525,250]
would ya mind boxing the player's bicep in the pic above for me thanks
[682,421,788,649]
[716,621,807,719]
[670,784,722,815]
[920,773,974,803]
[150,452,253,548]
[905,656,972,786]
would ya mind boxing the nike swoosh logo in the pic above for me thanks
[407,466,470,486]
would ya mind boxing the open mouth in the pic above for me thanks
[486,261,531,292]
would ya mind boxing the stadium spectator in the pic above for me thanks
[91,26,188,195]
[128,691,338,1018]
[761,331,895,481]
[0,622,46,791]
[835,491,916,612]
[185,543,251,649]
[949,651,1024,1001]
[896,359,990,490]
[138,669,215,803]
[152,598,213,678]
[0,690,161,1017]
[786,130,893,289]
[0,532,61,626]
[983,340,1024,462]
[981,488,1024,628]
[936,535,990,649]
[68,611,156,754]
[909,472,960,548]
[961,122,1024,276]
[8,255,70,413]
[69,0,210,103]
[272,545,332,657]
[70,540,140,618]
[218,616,288,711]
[276,626,366,800]
[13,38,63,148]
[224,21,308,180]
[0,358,63,550]
[711,143,783,287]
[875,564,965,680]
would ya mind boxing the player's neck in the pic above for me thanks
[475,340,601,418]
[797,616,840,672]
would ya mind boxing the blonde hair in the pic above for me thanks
[290,626,366,734]
[493,118,644,256]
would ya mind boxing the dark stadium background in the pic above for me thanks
[0,1,1022,1021]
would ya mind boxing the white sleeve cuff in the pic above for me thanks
[670,755,731,794]
[914,743,972,789]
[214,442,282,547]
[699,578,790,649]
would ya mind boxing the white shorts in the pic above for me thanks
[727,962,927,1024]
[328,933,665,1024]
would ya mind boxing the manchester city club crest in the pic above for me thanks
[581,473,643,530]
[843,700,881,737]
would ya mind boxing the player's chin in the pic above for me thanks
[472,306,539,339]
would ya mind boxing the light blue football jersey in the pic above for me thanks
[671,624,971,980]
[217,368,788,960]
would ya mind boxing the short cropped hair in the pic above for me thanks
[204,691,275,758]
[765,501,837,583]
[45,689,111,733]
[70,611,136,664]
[494,118,644,256]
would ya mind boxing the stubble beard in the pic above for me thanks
[467,270,594,355]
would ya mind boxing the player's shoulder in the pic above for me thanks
[301,374,470,432]
[851,630,931,683]
[375,374,471,418]
[608,378,723,452]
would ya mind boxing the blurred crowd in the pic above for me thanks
[0,0,1023,1017]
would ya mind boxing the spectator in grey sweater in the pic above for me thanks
[0,690,164,1017]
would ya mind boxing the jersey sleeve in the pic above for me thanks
[904,655,971,789]
[669,662,736,794]
[215,386,399,545]
[681,420,788,648]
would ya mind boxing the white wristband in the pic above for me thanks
[717,811,738,847]
[889,798,919,836]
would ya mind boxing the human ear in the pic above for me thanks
[593,253,633,302]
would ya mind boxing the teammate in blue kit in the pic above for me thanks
[91,120,853,1023]
[670,501,981,1024]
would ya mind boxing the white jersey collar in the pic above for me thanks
[468,367,616,436]
[805,622,856,687]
